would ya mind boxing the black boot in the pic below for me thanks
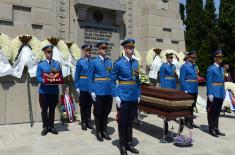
[185,118,193,129]
[125,127,139,154]
[214,116,225,136]
[41,127,48,136]
[190,120,199,128]
[118,126,127,155]
[209,129,219,137]
[95,117,103,142]
[101,116,111,140]
[86,108,94,129]
[81,110,87,130]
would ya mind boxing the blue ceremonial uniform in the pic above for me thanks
[180,61,198,128]
[88,55,113,140]
[75,57,90,91]
[74,57,93,127]
[159,62,176,89]
[206,63,225,132]
[115,38,140,154]
[110,57,141,101]
[88,56,112,95]
[36,58,62,130]
[36,59,62,94]
[206,64,225,99]
[180,61,198,94]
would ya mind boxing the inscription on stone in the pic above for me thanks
[82,25,117,56]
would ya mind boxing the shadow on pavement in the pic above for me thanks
[54,122,69,132]
[112,138,139,148]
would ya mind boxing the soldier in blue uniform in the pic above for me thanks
[180,51,199,129]
[159,53,177,135]
[88,41,113,142]
[206,50,225,137]
[111,38,140,155]
[160,53,177,89]
[36,45,62,136]
[74,44,94,130]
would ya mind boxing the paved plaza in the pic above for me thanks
[0,112,234,155]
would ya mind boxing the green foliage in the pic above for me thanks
[198,0,218,77]
[218,0,235,67]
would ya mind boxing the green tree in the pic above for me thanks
[218,0,235,68]
[198,0,218,77]
[180,3,185,23]
[185,0,203,52]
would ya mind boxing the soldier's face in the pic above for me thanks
[44,48,53,59]
[98,46,107,56]
[166,56,173,63]
[124,46,134,56]
[188,54,197,63]
[84,48,91,57]
[214,55,223,64]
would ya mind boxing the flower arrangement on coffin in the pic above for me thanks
[41,37,69,60]
[11,35,42,63]
[66,42,81,60]
[140,68,150,84]
[120,49,142,65]
[0,33,12,62]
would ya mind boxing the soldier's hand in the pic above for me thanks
[138,97,140,103]
[208,95,214,102]
[91,92,96,102]
[114,96,121,108]
[76,88,80,96]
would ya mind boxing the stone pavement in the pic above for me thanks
[0,112,235,155]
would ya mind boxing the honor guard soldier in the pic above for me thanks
[160,53,177,89]
[159,53,177,135]
[88,41,113,142]
[206,50,225,137]
[180,51,199,129]
[111,38,140,155]
[74,44,94,130]
[36,45,62,136]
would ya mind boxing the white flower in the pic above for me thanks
[0,33,11,61]
[11,35,42,63]
[57,40,69,60]
[10,36,23,63]
[69,43,81,60]
[28,37,43,60]
[225,82,235,95]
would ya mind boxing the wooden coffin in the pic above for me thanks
[139,85,194,119]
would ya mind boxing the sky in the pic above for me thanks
[180,0,220,14]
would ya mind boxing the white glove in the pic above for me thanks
[138,97,140,103]
[114,96,121,108]
[76,88,80,96]
[208,95,214,102]
[91,92,96,102]
[185,91,188,93]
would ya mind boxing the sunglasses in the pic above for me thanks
[168,57,173,59]
[85,49,92,52]
[45,51,52,54]
[125,45,135,49]
[100,47,107,50]
[215,56,224,58]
